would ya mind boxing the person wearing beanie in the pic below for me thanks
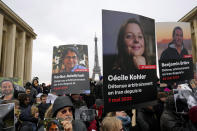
[51,96,87,131]
[25,82,37,99]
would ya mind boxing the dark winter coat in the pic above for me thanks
[33,85,42,94]
[38,103,51,120]
[153,100,165,122]
[160,110,197,131]
[160,42,188,60]
[160,96,196,131]
[136,107,160,131]
[19,105,38,130]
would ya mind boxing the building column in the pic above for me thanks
[193,19,197,63]
[4,24,16,77]
[23,37,33,84]
[0,14,3,66]
[14,32,26,83]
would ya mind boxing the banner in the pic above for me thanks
[102,10,157,112]
[51,45,90,95]
[156,22,193,83]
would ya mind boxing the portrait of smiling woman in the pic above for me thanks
[103,10,157,74]
[113,18,147,72]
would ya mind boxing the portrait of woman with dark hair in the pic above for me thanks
[113,18,148,72]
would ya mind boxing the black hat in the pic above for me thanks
[52,96,73,117]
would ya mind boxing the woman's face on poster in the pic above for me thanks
[124,23,145,56]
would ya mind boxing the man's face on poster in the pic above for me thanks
[63,50,78,72]
[1,81,14,96]
[173,29,183,47]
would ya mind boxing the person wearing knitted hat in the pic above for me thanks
[51,96,86,131]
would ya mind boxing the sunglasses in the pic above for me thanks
[61,108,72,114]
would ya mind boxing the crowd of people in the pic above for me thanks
[0,77,197,131]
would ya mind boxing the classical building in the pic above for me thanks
[0,1,36,84]
[179,6,197,63]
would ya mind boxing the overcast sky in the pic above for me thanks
[2,0,196,84]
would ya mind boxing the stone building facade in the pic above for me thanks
[179,6,197,63]
[0,1,36,84]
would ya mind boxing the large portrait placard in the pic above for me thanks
[51,44,90,95]
[156,22,193,83]
[102,10,157,112]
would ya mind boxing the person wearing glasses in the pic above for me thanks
[113,18,148,71]
[51,96,87,131]
[60,47,87,72]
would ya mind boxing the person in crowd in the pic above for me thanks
[42,83,50,95]
[45,104,53,119]
[31,106,39,131]
[160,95,191,131]
[153,92,168,125]
[107,110,132,131]
[46,120,62,131]
[93,99,104,125]
[100,117,123,131]
[13,100,21,131]
[38,94,51,120]
[25,86,36,105]
[18,93,38,131]
[70,94,87,109]
[91,81,103,99]
[1,80,15,100]
[136,105,160,131]
[82,94,96,109]
[113,18,148,71]
[160,26,188,60]
[25,82,37,99]
[32,77,42,93]
[60,47,87,72]
[50,96,87,131]
[25,87,31,95]
[188,105,197,130]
